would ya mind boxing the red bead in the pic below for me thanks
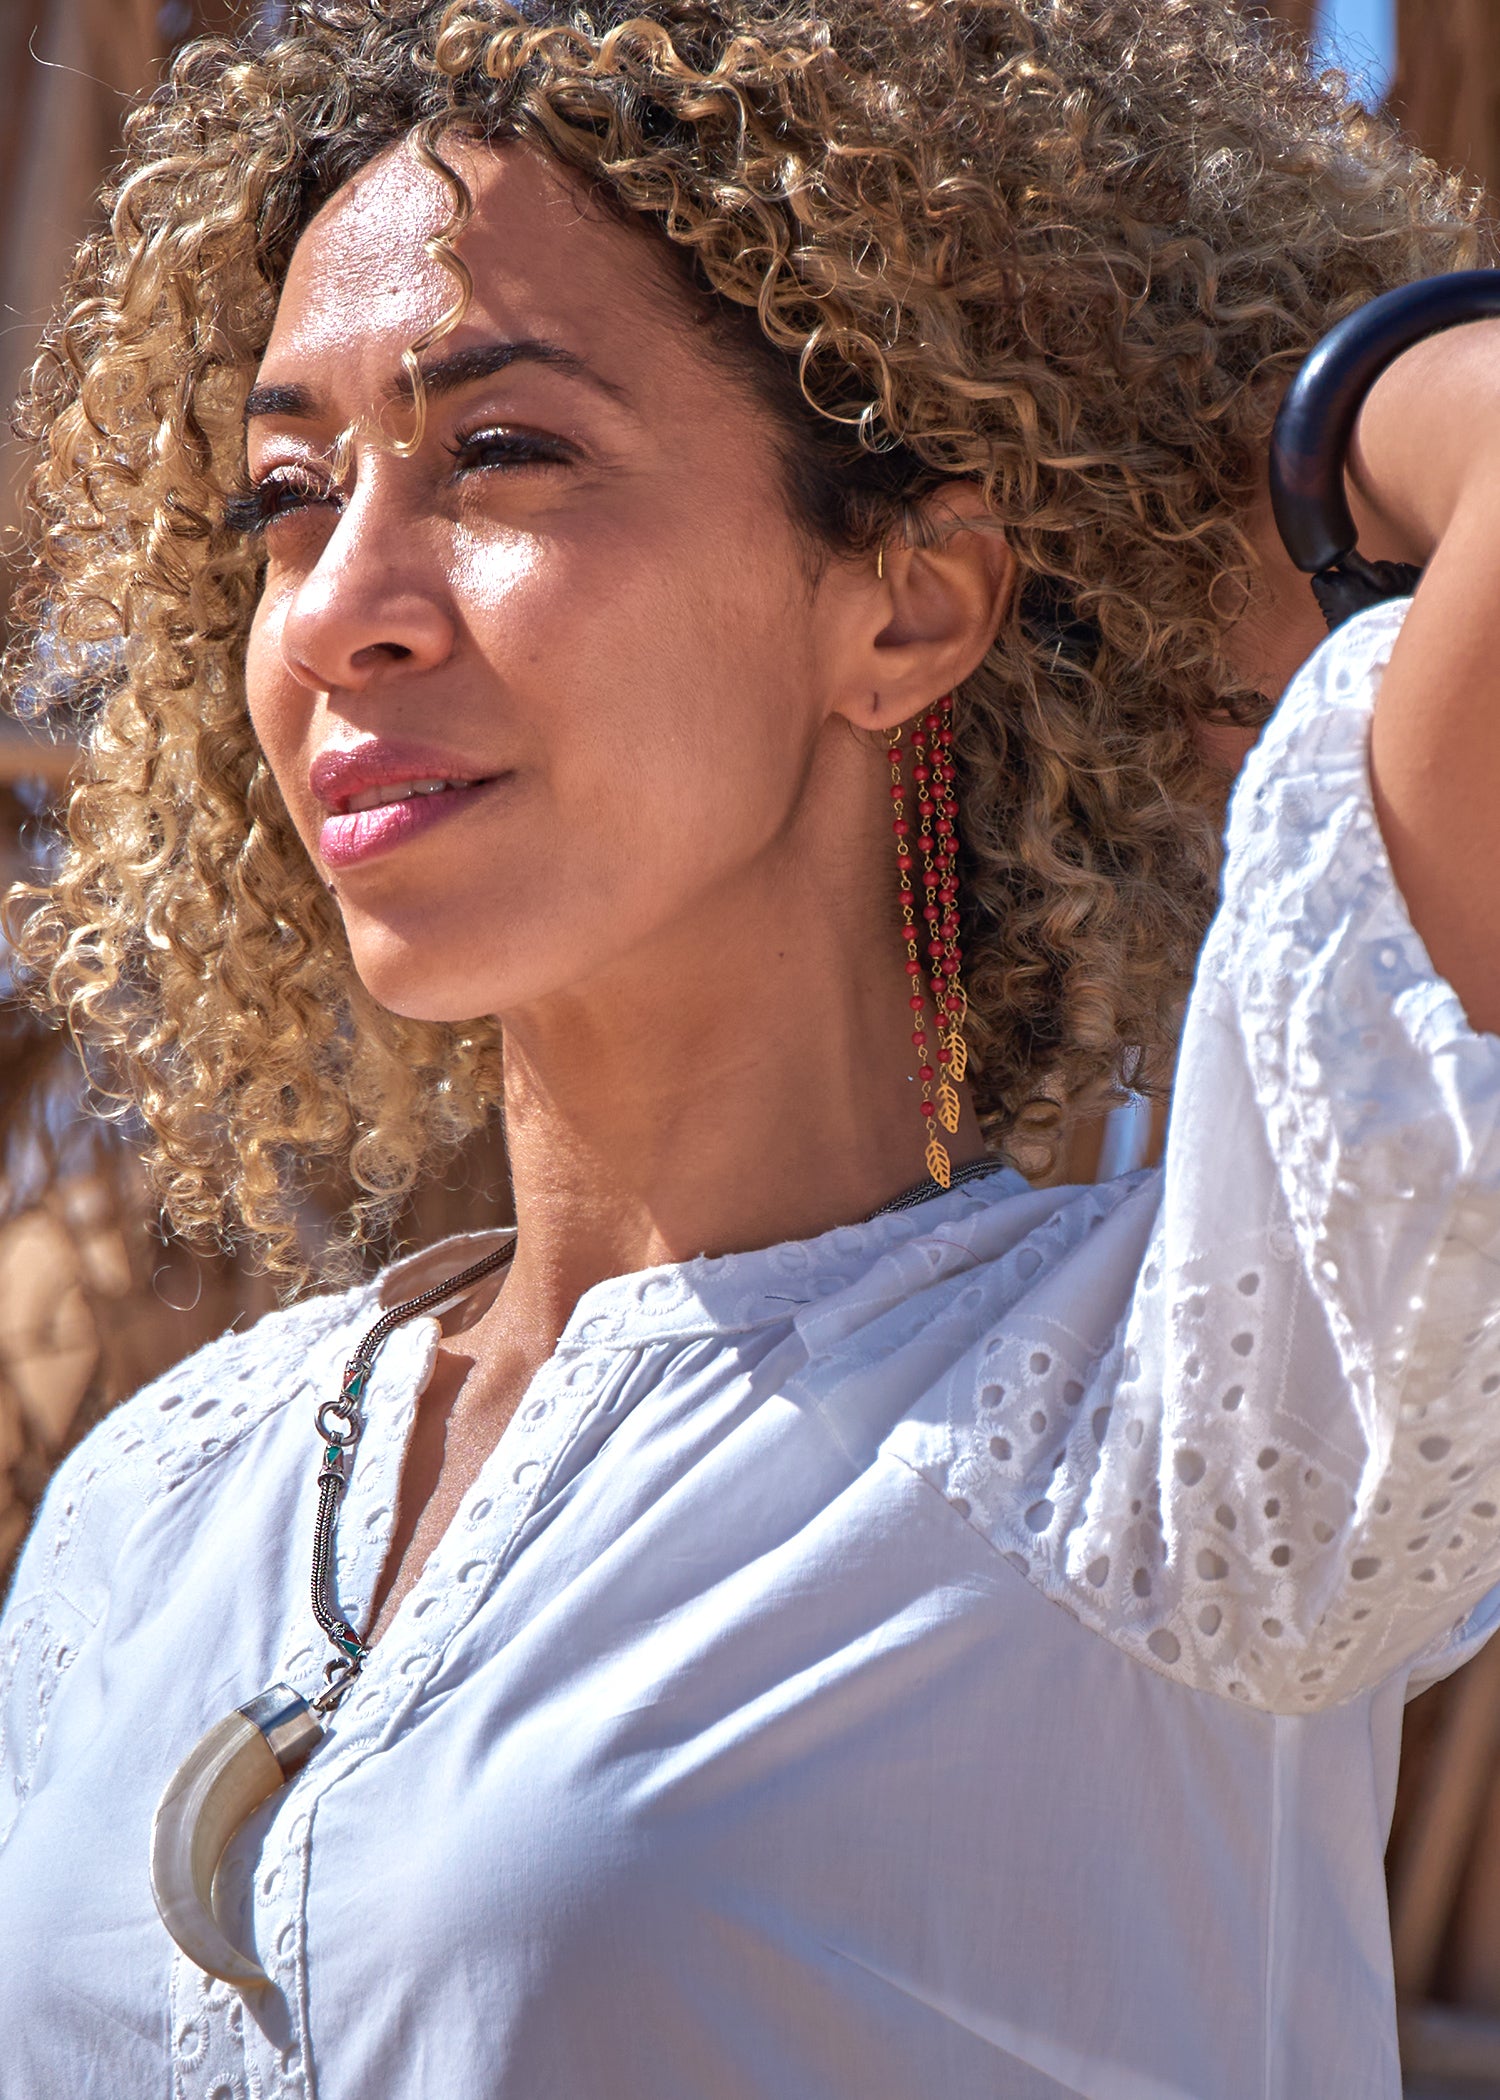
[913,764,929,782]
[893,820,910,836]
[896,854,913,872]
[920,1101,936,1118]
[919,1064,934,1081]
[918,799,934,818]
[904,958,922,976]
[890,782,904,800]
[937,1043,951,1063]
[922,903,939,921]
[909,995,925,1012]
[927,941,943,958]
[912,1030,928,1048]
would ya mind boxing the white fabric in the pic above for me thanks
[3,599,1499,2099]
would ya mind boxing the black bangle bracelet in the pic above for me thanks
[1270,268,1500,632]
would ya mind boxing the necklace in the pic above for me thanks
[148,1242,515,1988]
[147,1162,999,1986]
[871,1154,1000,1217]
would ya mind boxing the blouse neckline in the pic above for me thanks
[376,1161,1028,1353]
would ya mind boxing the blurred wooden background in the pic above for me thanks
[1,4,1498,2089]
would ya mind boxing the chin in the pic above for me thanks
[360,979,500,1027]
[342,926,507,1026]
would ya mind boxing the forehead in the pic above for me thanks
[261,138,690,384]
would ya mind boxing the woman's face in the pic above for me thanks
[244,141,883,1026]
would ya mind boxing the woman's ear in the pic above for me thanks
[829,482,1016,735]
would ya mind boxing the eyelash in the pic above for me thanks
[223,471,328,538]
[225,427,575,538]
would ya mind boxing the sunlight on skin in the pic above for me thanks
[1355,319,1500,1038]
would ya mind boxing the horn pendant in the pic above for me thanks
[150,1685,323,1987]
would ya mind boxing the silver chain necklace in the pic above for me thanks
[148,1241,515,1986]
[146,1161,998,1986]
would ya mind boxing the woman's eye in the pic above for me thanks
[222,430,573,540]
[224,473,336,539]
[453,427,576,474]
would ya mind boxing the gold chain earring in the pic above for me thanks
[889,696,969,1188]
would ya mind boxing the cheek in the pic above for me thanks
[511,550,814,913]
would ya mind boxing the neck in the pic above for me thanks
[484,885,984,1351]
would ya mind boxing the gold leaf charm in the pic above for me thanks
[937,1082,961,1134]
[925,1134,952,1188]
[945,1028,969,1084]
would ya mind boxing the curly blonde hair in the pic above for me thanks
[4,0,1484,1277]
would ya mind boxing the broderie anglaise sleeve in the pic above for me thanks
[916,599,1500,1714]
[1071,598,1500,1709]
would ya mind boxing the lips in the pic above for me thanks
[309,741,502,870]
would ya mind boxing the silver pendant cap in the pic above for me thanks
[237,1683,323,1777]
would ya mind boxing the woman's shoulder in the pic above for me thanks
[6,1273,375,1615]
[9,1227,510,1597]
[96,1274,372,1482]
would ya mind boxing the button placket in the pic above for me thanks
[373,1344,612,1690]
[248,1345,623,1909]
[168,1950,260,2100]
[230,1798,317,2100]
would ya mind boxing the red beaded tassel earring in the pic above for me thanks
[889,696,969,1190]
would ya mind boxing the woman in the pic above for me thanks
[2,1,1497,2093]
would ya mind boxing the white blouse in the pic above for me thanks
[4,600,1500,2100]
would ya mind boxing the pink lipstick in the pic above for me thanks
[310,742,503,870]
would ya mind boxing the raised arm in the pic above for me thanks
[1354,317,1500,1035]
[915,457,1500,1712]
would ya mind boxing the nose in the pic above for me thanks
[278,482,456,695]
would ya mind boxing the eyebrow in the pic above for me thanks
[243,337,625,424]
